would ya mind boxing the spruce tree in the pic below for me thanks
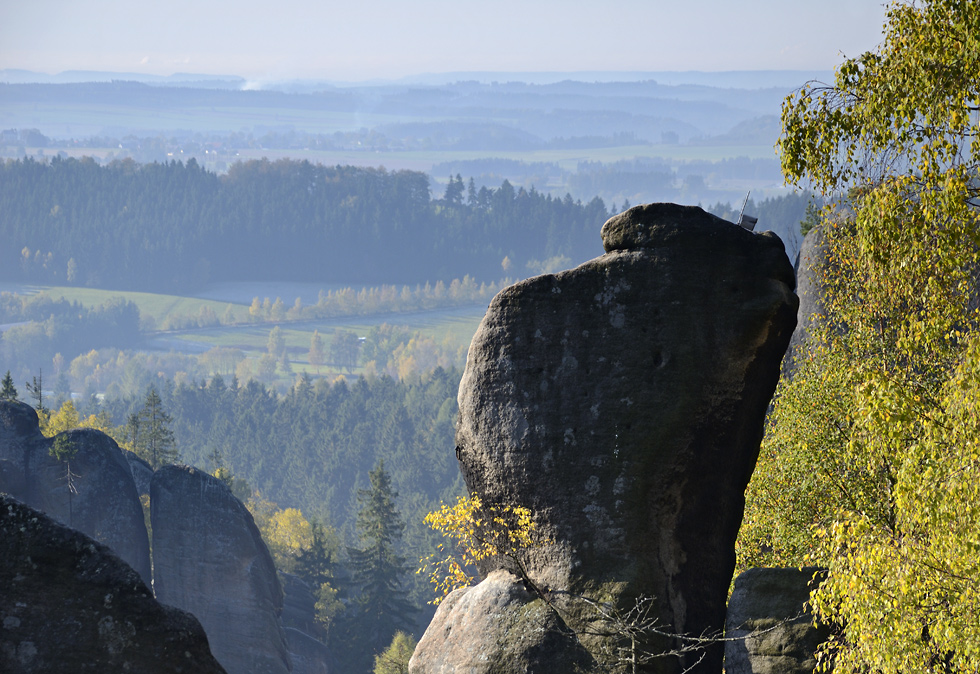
[135,386,179,469]
[344,461,414,666]
[1,371,18,401]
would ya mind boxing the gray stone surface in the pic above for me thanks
[0,400,152,585]
[786,224,830,372]
[409,570,594,674]
[124,449,154,497]
[285,627,332,674]
[281,572,326,642]
[151,464,291,674]
[725,567,830,674]
[0,493,226,674]
[444,203,797,673]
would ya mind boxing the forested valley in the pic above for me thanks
[0,153,812,672]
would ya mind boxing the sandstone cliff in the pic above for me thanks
[413,203,798,674]
[785,224,830,373]
[0,400,151,584]
[151,464,292,674]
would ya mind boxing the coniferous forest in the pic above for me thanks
[0,156,611,292]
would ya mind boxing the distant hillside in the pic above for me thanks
[0,156,610,292]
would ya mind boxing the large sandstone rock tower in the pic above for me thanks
[411,203,798,674]
[151,465,291,674]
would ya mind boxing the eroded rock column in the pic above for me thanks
[414,203,798,674]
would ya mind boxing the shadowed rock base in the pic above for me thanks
[410,570,594,674]
[0,493,226,674]
[725,567,830,674]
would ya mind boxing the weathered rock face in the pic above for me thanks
[151,464,291,674]
[725,568,829,674]
[282,572,326,641]
[443,203,797,672]
[0,493,227,674]
[124,449,154,497]
[285,627,333,674]
[786,224,830,372]
[0,400,152,585]
[409,570,595,674]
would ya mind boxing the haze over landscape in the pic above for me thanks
[3,0,888,81]
[11,1,973,673]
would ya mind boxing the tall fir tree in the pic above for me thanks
[343,461,414,668]
[135,386,179,469]
[1,370,18,401]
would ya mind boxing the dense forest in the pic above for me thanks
[0,156,611,292]
[0,156,811,295]
[100,370,461,544]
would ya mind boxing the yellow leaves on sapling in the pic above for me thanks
[418,494,545,604]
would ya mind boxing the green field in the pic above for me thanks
[3,282,486,380]
[169,307,486,356]
[14,285,249,326]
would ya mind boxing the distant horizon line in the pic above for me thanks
[0,67,834,88]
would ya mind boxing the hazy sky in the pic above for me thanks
[1,0,889,82]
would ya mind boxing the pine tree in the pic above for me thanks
[344,461,414,665]
[134,386,179,469]
[1,370,18,401]
[295,520,346,637]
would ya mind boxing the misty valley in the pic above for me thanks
[0,69,821,674]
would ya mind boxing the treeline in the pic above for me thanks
[0,293,142,381]
[160,275,505,331]
[34,319,465,406]
[0,156,611,293]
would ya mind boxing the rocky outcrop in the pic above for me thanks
[409,570,595,674]
[0,400,151,585]
[417,203,797,673]
[0,493,226,674]
[281,573,332,673]
[725,568,829,674]
[786,224,830,372]
[151,464,291,674]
